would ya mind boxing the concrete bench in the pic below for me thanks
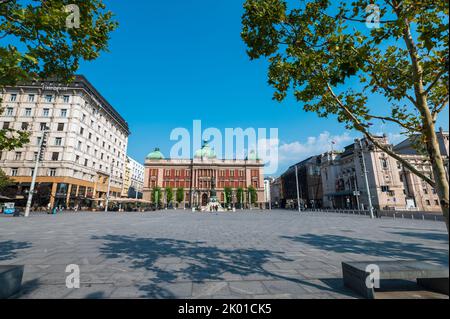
[0,266,24,299]
[342,260,449,299]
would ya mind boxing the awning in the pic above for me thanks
[93,198,152,204]
[325,190,356,197]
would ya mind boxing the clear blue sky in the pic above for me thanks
[71,0,448,175]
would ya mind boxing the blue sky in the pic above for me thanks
[38,1,450,174]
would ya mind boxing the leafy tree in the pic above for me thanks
[165,187,173,206]
[236,187,244,206]
[0,0,117,150]
[151,187,162,207]
[0,167,12,193]
[242,0,449,230]
[248,186,257,205]
[176,187,184,204]
[223,187,232,205]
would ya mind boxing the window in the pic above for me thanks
[60,109,67,117]
[25,108,32,117]
[80,127,84,135]
[381,186,390,192]
[15,152,22,160]
[55,138,62,146]
[57,123,65,131]
[45,95,53,103]
[82,113,86,122]
[28,94,35,102]
[52,152,59,161]
[21,122,29,130]
[6,107,13,116]
[49,168,57,177]
[2,122,10,129]
[77,141,82,150]
[84,159,88,167]
[43,108,50,117]
[435,200,439,206]
[426,200,431,206]
[10,94,17,102]
[76,155,80,162]
[63,95,70,103]
[88,132,92,140]
[380,158,388,169]
[40,123,48,131]
[34,152,38,161]
[11,168,18,176]
[30,169,34,177]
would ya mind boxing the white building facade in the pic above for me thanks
[0,76,130,209]
[122,156,145,198]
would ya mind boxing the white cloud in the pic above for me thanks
[278,131,354,164]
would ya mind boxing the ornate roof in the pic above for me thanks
[146,148,165,160]
[195,140,217,159]
[246,150,260,161]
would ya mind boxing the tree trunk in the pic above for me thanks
[401,16,450,233]
[421,99,449,232]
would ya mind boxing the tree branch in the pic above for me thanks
[425,66,448,96]
[324,81,436,187]
[366,114,420,133]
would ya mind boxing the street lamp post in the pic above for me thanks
[105,159,114,213]
[357,139,374,219]
[25,128,49,217]
[295,165,301,213]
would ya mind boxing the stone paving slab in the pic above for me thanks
[0,210,448,299]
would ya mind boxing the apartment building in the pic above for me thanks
[394,129,449,212]
[320,136,407,211]
[122,156,145,198]
[0,75,130,209]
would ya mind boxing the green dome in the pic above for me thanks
[146,148,165,160]
[246,150,260,161]
[195,141,217,159]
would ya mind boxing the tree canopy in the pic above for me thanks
[242,0,449,229]
[0,0,117,150]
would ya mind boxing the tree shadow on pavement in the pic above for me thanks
[92,235,358,298]
[0,240,32,261]
[281,234,449,265]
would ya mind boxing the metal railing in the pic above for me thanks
[300,208,444,222]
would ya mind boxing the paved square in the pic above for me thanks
[0,210,448,299]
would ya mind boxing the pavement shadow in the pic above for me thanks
[93,235,356,298]
[0,240,32,261]
[281,234,449,265]
[389,231,449,243]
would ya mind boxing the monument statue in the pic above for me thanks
[210,177,217,199]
